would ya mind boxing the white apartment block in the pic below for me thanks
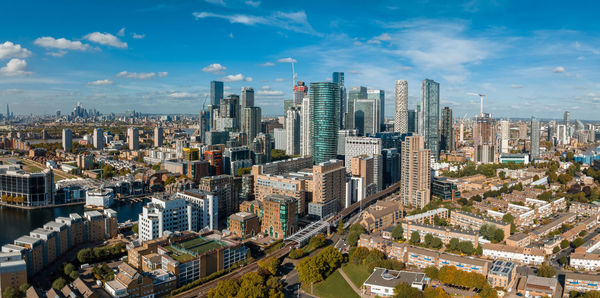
[570,254,600,271]
[482,243,545,265]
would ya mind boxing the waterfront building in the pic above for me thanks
[0,166,54,207]
[85,187,114,208]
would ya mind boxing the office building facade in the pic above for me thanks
[418,79,440,159]
[440,107,454,153]
[394,80,408,134]
[311,82,340,164]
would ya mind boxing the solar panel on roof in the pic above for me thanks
[502,268,510,273]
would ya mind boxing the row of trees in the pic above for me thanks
[424,266,497,298]
[409,232,480,255]
[2,284,30,298]
[394,283,453,298]
[289,234,327,259]
[296,246,344,284]
[77,243,125,264]
[350,247,405,272]
[207,272,284,298]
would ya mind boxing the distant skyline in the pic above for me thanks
[0,0,599,119]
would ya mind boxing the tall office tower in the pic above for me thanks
[242,107,261,145]
[293,81,308,105]
[547,121,555,142]
[210,81,224,107]
[154,126,163,147]
[499,120,509,153]
[400,135,431,208]
[353,99,378,136]
[408,110,417,133]
[128,127,139,150]
[564,111,570,127]
[530,117,540,160]
[241,87,254,108]
[473,114,496,164]
[367,89,385,131]
[418,79,440,159]
[344,136,383,190]
[394,80,409,134]
[219,94,241,130]
[440,107,454,152]
[62,128,72,151]
[5,104,9,120]
[198,109,208,142]
[557,124,568,145]
[300,96,313,157]
[252,133,271,164]
[312,160,346,209]
[332,72,346,129]
[93,128,103,150]
[337,129,358,155]
[347,86,368,129]
[381,148,400,188]
[311,82,340,164]
[286,106,301,155]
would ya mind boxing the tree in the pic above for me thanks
[447,238,460,251]
[394,283,423,298]
[410,231,421,244]
[350,247,370,263]
[559,256,568,265]
[475,244,483,256]
[52,278,67,291]
[349,223,365,234]
[430,237,443,249]
[258,257,281,276]
[132,223,139,234]
[498,171,506,179]
[18,283,29,294]
[64,263,75,276]
[560,239,570,249]
[392,224,404,240]
[337,219,345,235]
[424,234,434,247]
[423,287,451,298]
[458,241,474,255]
[236,167,251,177]
[289,248,305,259]
[537,263,556,277]
[236,272,266,297]
[558,173,573,185]
[424,266,439,280]
[77,248,93,264]
[347,231,360,246]
[572,237,585,248]
[308,234,326,250]
[69,271,79,280]
[208,280,239,298]
[553,246,560,254]
[2,287,16,298]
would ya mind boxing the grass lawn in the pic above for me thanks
[305,270,360,298]
[342,263,372,288]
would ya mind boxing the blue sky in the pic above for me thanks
[0,0,599,119]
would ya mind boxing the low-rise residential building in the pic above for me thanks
[565,272,600,293]
[570,202,600,220]
[482,243,545,265]
[531,212,577,239]
[403,208,448,224]
[450,210,510,241]
[438,252,491,276]
[403,222,479,246]
[506,233,531,247]
[570,253,600,271]
[227,212,260,240]
[487,260,516,289]
[517,275,558,297]
[562,217,598,242]
[105,263,154,298]
[362,268,426,297]
[360,200,403,232]
[405,246,438,268]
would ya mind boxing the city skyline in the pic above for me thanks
[0,0,599,119]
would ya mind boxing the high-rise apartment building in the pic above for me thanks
[564,111,570,127]
[93,128,103,150]
[474,114,496,164]
[556,124,568,145]
[62,128,72,151]
[128,127,139,150]
[531,117,540,160]
[293,81,308,105]
[286,106,301,156]
[394,80,408,134]
[210,81,224,107]
[242,106,261,144]
[311,82,340,164]
[367,89,385,131]
[440,107,454,153]
[198,175,235,220]
[241,87,254,108]
[499,120,509,154]
[418,79,440,159]
[408,110,417,133]
[400,136,431,208]
[344,137,382,190]
[312,160,346,210]
[300,96,312,157]
[337,129,358,156]
[154,126,163,147]
[332,72,346,129]
[347,86,368,129]
[354,99,379,136]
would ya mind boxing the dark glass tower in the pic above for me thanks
[311,82,340,164]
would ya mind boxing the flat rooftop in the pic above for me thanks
[164,237,226,263]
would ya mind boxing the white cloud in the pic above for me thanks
[245,0,261,7]
[511,84,524,89]
[193,10,318,35]
[228,33,234,39]
[0,59,31,76]
[222,73,252,82]
[397,66,412,71]
[367,33,392,44]
[84,32,127,48]
[132,33,145,39]
[168,92,197,98]
[260,62,275,67]
[0,41,32,60]
[277,57,296,63]
[117,28,126,37]
[274,78,286,82]
[34,37,89,51]
[46,51,68,57]
[116,71,167,80]
[202,63,227,74]
[88,79,114,86]
[205,0,226,6]
[158,72,168,77]
[257,89,283,96]
[553,66,565,73]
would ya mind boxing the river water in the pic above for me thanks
[0,200,147,247]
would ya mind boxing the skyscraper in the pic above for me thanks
[564,111,570,127]
[241,87,254,108]
[353,99,378,136]
[242,107,261,144]
[210,81,224,107]
[93,128,103,150]
[347,86,367,129]
[62,128,72,151]
[367,89,385,131]
[394,80,408,134]
[408,110,417,133]
[293,81,308,105]
[474,114,496,164]
[530,117,540,160]
[440,107,454,153]
[300,96,313,157]
[311,82,340,164]
[128,127,139,150]
[286,106,301,155]
[312,160,346,210]
[332,72,346,129]
[419,79,440,159]
[154,126,163,147]
[400,135,431,208]
[5,104,9,120]
[499,120,510,154]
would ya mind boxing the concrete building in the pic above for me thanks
[450,210,511,241]
[440,107,454,152]
[62,128,72,151]
[344,136,382,189]
[403,208,448,224]
[300,96,313,157]
[474,114,496,164]
[400,136,431,208]
[93,128,103,149]
[394,80,408,134]
[360,200,403,232]
[530,117,540,160]
[286,106,301,156]
[154,126,163,147]
[0,252,27,295]
[312,160,346,210]
[565,272,600,293]
[487,260,516,289]
[128,127,139,150]
[227,212,260,240]
[482,243,545,265]
[241,106,261,145]
[363,268,425,297]
[403,222,479,247]
[198,175,234,220]
[85,187,114,208]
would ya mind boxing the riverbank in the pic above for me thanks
[0,201,85,210]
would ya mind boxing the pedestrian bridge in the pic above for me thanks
[285,220,330,246]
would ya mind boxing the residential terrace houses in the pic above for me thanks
[482,243,545,265]
[531,212,577,239]
[403,222,479,247]
[565,272,600,293]
[570,202,600,220]
[403,208,448,224]
[450,210,510,241]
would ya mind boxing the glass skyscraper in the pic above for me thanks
[347,86,367,129]
[311,82,340,164]
[440,106,454,152]
[354,99,378,136]
[332,72,346,129]
[419,79,440,159]
[531,117,540,160]
[367,89,385,132]
[210,81,224,107]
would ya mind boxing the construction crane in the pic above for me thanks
[467,92,487,116]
